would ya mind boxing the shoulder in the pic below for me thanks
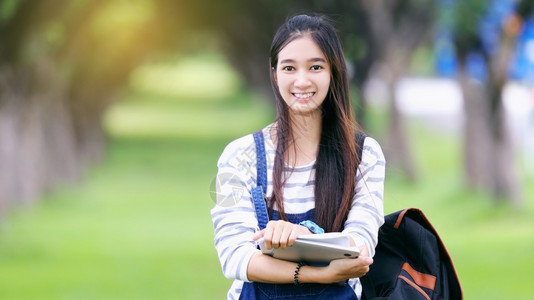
[361,136,386,164]
[218,125,273,167]
[217,133,256,168]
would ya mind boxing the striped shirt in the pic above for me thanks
[211,125,386,299]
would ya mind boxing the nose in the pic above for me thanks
[294,71,311,89]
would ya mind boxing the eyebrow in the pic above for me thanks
[279,57,326,64]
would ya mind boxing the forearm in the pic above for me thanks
[247,252,331,284]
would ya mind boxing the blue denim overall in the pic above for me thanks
[238,130,357,300]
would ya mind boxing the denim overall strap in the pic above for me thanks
[252,130,269,230]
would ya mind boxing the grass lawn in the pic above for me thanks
[0,53,532,299]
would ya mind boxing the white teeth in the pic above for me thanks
[293,92,314,98]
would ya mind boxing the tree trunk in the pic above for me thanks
[459,65,522,206]
[486,16,523,206]
[361,0,435,182]
[459,67,493,190]
[380,62,417,182]
[487,84,522,205]
[0,59,81,214]
[69,96,108,168]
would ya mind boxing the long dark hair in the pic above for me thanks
[269,14,361,232]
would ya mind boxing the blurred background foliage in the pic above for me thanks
[1,0,534,299]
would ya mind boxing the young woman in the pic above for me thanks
[211,14,385,299]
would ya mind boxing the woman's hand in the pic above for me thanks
[321,245,373,282]
[249,230,373,284]
[252,220,312,250]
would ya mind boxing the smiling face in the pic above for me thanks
[274,35,331,116]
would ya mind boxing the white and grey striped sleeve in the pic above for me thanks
[343,137,386,257]
[210,136,261,282]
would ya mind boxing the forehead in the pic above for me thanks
[277,36,327,63]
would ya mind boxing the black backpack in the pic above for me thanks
[361,208,463,300]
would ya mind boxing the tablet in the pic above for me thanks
[257,232,360,263]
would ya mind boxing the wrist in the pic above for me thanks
[296,265,330,284]
[293,262,304,285]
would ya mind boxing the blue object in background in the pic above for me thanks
[434,29,458,78]
[465,52,488,82]
[478,0,516,56]
[511,18,534,84]
[434,0,534,83]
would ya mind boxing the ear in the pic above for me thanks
[271,67,277,84]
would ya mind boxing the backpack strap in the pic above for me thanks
[252,130,269,230]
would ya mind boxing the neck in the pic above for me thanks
[287,110,322,166]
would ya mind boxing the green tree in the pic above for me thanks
[0,0,180,211]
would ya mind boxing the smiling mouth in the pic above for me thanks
[293,92,315,99]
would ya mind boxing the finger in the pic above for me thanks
[252,229,265,241]
[270,221,285,249]
[287,225,305,247]
[343,258,371,278]
[357,265,370,278]
[353,257,372,277]
[263,222,275,250]
[278,223,293,249]
[267,220,285,249]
